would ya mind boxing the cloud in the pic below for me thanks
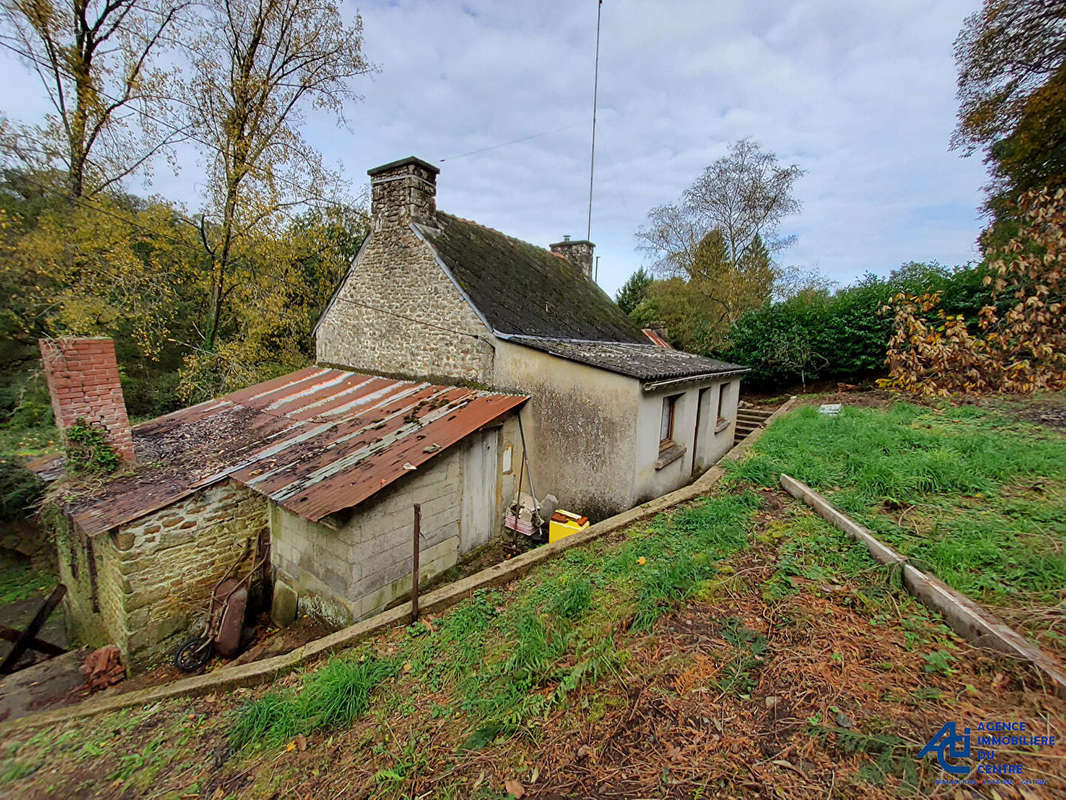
[2,0,988,294]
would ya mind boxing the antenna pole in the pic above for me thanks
[586,0,603,242]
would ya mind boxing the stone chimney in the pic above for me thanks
[549,235,595,279]
[367,156,440,229]
[39,337,135,463]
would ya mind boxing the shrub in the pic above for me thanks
[64,420,120,475]
[721,262,997,390]
[0,458,44,522]
[881,188,1066,397]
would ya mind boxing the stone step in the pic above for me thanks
[737,409,773,421]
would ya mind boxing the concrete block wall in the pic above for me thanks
[272,427,511,627]
[272,446,464,626]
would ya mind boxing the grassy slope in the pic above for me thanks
[728,399,1066,651]
[3,397,1065,798]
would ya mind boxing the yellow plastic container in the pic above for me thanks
[548,509,589,543]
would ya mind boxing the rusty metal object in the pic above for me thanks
[411,504,421,624]
[57,368,526,536]
[212,579,247,659]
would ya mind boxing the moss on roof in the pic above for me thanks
[421,213,647,342]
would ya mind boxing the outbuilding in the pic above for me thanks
[37,340,524,671]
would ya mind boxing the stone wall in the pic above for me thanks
[315,225,495,385]
[272,428,508,626]
[55,481,268,672]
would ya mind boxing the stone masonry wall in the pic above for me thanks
[272,440,474,626]
[316,225,495,385]
[93,482,267,671]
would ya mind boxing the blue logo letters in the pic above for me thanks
[918,722,971,775]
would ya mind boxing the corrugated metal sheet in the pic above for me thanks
[65,367,525,535]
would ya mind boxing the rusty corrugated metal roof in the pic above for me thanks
[63,367,525,535]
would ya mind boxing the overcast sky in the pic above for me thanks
[2,0,988,296]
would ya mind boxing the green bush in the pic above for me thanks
[0,458,44,522]
[720,262,998,390]
[64,420,120,475]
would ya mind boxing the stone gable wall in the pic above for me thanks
[56,481,268,672]
[316,226,494,385]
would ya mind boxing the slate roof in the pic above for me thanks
[508,338,749,384]
[420,213,647,342]
[47,367,525,536]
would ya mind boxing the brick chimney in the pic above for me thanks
[549,235,595,279]
[367,156,440,230]
[39,337,135,463]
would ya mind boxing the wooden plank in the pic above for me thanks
[0,626,66,658]
[0,584,67,674]
[781,473,1066,698]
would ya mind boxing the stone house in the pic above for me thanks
[38,341,525,670]
[316,156,749,518]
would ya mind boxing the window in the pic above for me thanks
[714,383,731,433]
[660,394,680,449]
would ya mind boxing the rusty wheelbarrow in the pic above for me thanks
[173,545,267,672]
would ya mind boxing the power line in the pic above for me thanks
[438,122,583,163]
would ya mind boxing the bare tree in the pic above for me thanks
[186,0,372,350]
[0,0,187,198]
[637,139,804,279]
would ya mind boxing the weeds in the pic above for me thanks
[715,618,769,696]
[230,654,398,749]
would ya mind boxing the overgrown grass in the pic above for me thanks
[230,653,399,749]
[727,401,1066,606]
[229,492,761,751]
[0,557,54,606]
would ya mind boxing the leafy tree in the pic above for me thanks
[882,188,1066,397]
[953,1,1066,213]
[185,0,373,352]
[177,200,369,402]
[633,140,804,351]
[764,326,827,391]
[0,0,187,198]
[615,267,652,314]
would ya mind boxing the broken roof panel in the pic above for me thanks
[59,367,525,536]
[508,337,749,383]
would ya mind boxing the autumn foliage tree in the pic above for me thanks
[953,0,1066,216]
[881,188,1066,397]
[0,0,187,199]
